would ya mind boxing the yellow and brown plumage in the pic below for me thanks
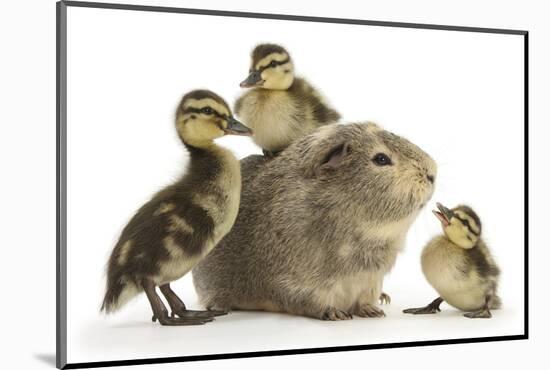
[101,90,252,325]
[234,43,340,155]
[404,203,501,318]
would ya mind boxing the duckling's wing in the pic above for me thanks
[292,78,341,125]
[310,98,341,125]
[466,241,500,279]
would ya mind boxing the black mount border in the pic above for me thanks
[56,1,529,369]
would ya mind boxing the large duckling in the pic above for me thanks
[101,90,253,325]
[234,43,341,156]
[403,203,501,318]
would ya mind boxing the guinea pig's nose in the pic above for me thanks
[427,174,435,184]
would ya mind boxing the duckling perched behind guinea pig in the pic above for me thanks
[193,123,437,320]
[403,203,501,318]
[234,43,341,156]
[101,90,253,326]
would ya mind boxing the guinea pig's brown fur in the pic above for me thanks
[192,122,437,320]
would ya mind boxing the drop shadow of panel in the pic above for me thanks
[34,353,56,367]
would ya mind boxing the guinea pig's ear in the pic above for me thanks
[308,142,350,177]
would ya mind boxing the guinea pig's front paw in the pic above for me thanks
[206,304,232,314]
[321,307,353,321]
[355,303,386,318]
[379,292,391,305]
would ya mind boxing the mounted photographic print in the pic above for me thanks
[56,1,528,368]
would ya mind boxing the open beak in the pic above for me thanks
[432,202,453,226]
[240,71,263,88]
[223,116,253,136]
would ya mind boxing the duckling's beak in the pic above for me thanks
[432,202,453,226]
[224,116,253,136]
[240,71,263,88]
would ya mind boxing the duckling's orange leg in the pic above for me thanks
[159,284,228,318]
[403,297,443,315]
[142,279,213,326]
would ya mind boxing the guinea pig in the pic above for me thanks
[193,122,437,320]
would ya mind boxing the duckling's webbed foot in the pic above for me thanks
[464,297,493,319]
[151,312,213,326]
[143,279,213,326]
[403,297,443,315]
[379,292,391,305]
[464,309,492,319]
[159,284,227,319]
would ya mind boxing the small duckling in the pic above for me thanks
[234,43,340,156]
[403,203,501,318]
[101,90,253,325]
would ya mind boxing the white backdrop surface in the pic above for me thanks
[7,0,549,369]
[63,5,526,364]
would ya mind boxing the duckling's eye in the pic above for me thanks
[200,107,213,115]
[372,153,392,166]
[269,60,278,68]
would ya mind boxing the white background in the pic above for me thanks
[0,0,546,369]
[63,4,526,365]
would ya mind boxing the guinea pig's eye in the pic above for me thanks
[372,153,393,166]
[200,107,213,115]
[269,60,278,68]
